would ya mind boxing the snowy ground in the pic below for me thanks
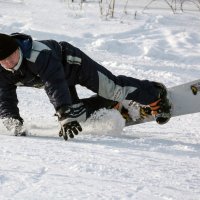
[0,0,200,199]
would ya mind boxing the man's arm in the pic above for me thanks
[33,50,72,110]
[0,84,25,136]
[33,50,86,140]
[0,84,20,119]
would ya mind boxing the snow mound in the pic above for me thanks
[82,108,125,136]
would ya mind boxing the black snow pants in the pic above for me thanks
[61,42,159,105]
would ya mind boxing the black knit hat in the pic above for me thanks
[0,33,19,60]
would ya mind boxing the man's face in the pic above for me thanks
[0,49,20,69]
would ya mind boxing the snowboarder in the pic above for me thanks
[0,33,170,140]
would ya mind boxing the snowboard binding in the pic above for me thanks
[150,82,172,125]
[113,102,133,122]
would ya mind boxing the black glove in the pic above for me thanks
[59,121,82,140]
[2,117,27,136]
[56,103,86,140]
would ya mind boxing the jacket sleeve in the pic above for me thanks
[33,50,72,110]
[0,83,21,119]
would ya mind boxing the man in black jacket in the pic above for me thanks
[0,33,170,140]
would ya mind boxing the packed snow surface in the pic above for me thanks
[0,0,200,199]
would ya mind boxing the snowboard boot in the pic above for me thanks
[150,82,172,125]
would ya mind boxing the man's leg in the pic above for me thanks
[75,50,159,105]
[82,95,117,116]
[77,50,171,124]
[64,44,171,124]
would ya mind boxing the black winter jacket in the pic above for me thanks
[0,33,74,119]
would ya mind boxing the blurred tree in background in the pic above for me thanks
[67,0,200,17]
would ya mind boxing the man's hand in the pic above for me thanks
[59,121,82,140]
[56,103,86,140]
[2,117,27,136]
